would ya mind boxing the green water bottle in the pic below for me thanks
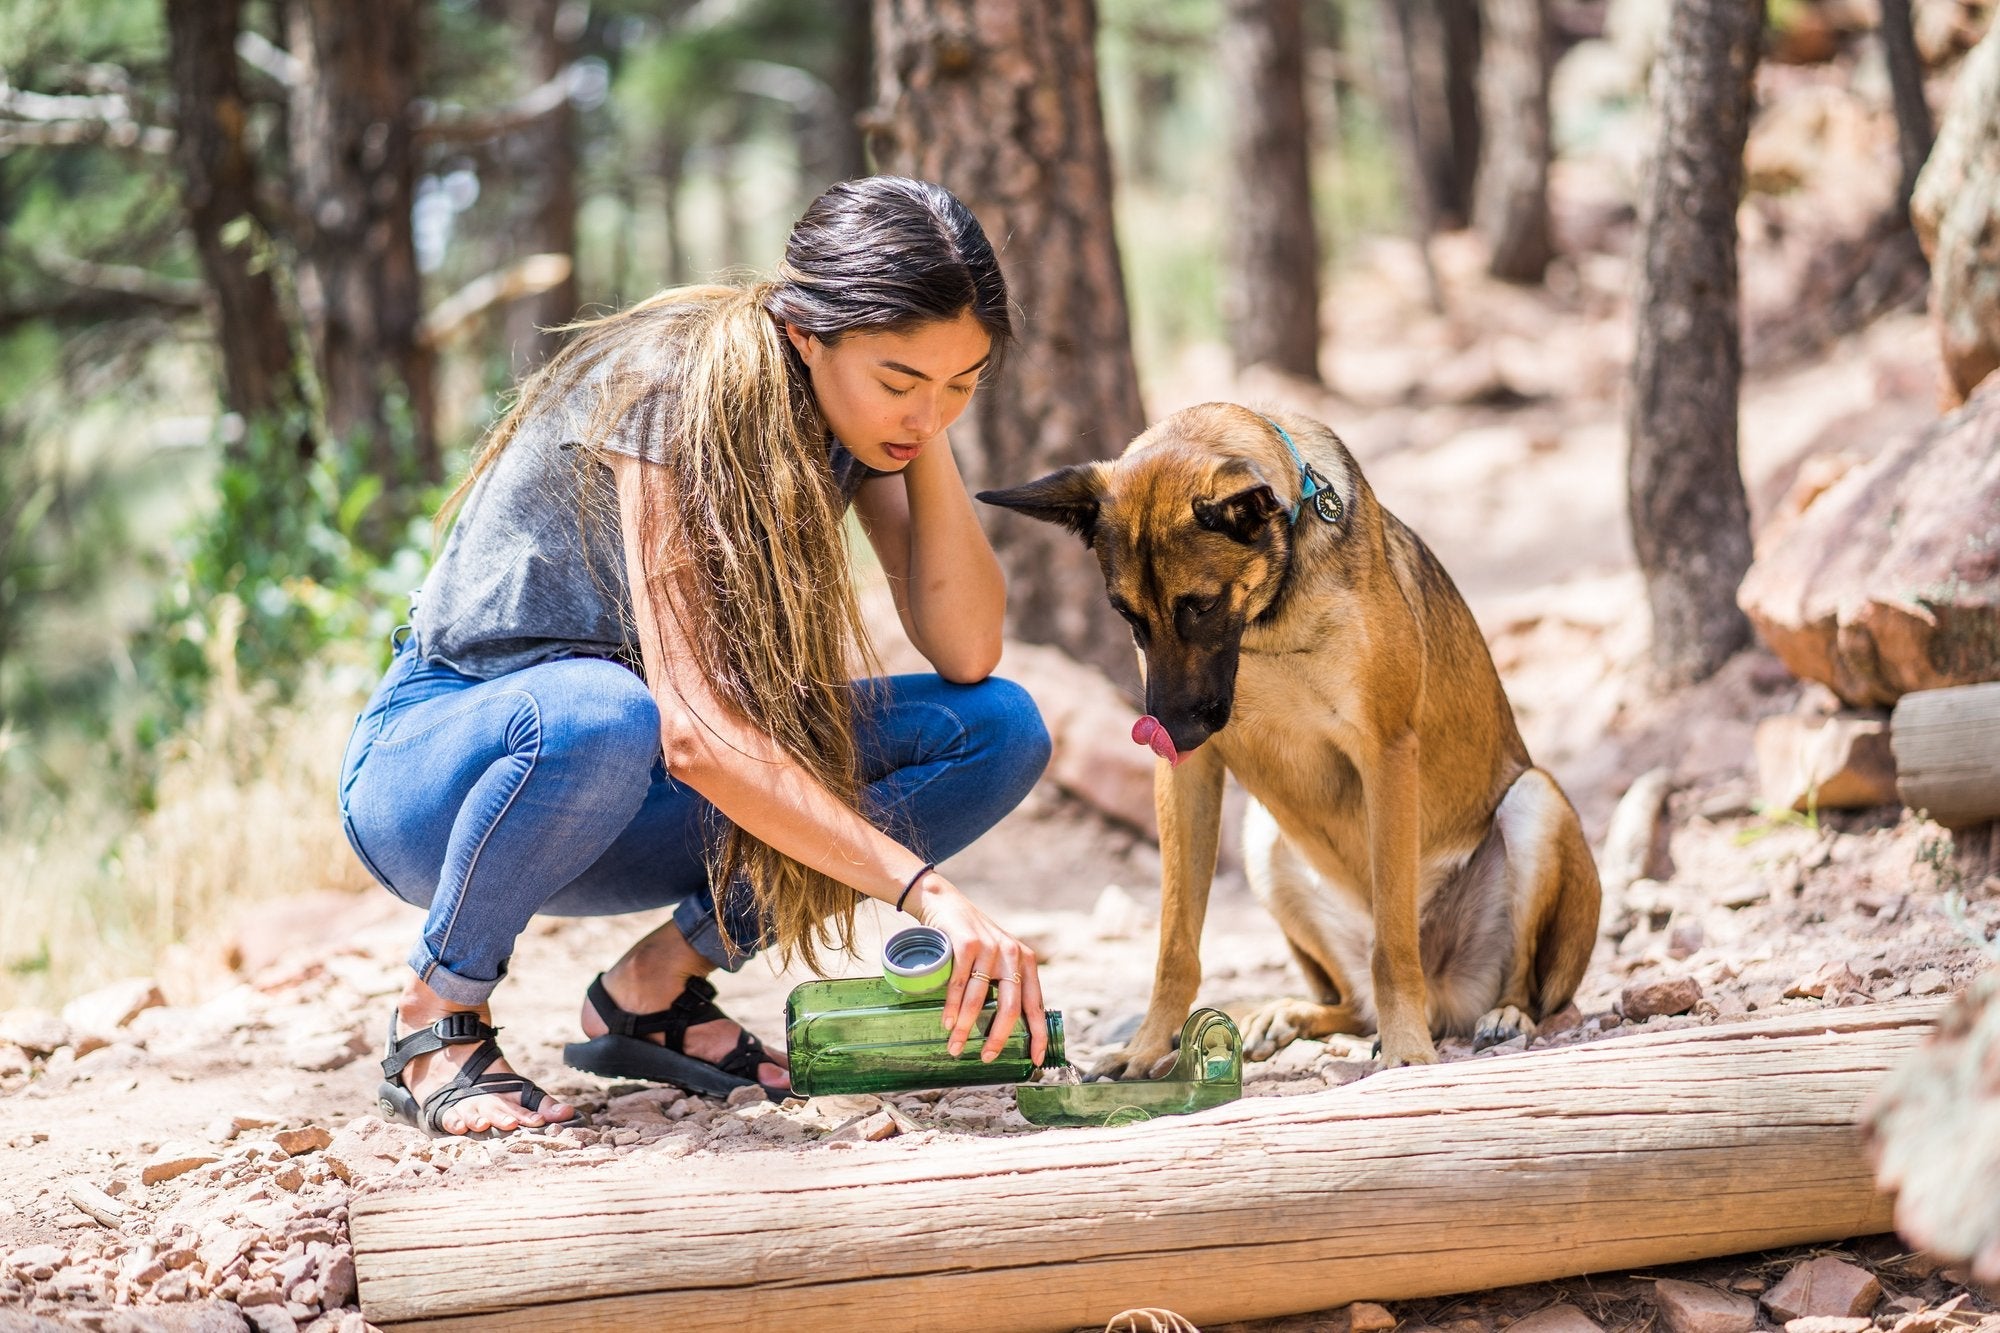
[785,926,1066,1096]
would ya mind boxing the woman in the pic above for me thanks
[337,177,1053,1138]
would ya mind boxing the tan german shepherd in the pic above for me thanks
[980,403,1600,1074]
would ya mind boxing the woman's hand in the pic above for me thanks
[909,872,1049,1066]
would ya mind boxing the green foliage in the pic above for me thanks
[134,418,431,755]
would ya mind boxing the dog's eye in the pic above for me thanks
[1110,602,1150,646]
[1179,595,1219,619]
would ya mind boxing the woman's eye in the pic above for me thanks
[881,383,912,397]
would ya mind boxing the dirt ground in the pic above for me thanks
[7,162,2000,1332]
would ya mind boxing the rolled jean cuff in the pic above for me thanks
[672,892,756,974]
[406,941,508,1005]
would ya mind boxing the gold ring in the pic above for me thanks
[969,970,992,983]
[1004,973,1022,985]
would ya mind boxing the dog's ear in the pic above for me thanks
[977,464,1109,548]
[1192,482,1285,544]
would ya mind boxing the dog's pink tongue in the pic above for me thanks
[1132,715,1181,766]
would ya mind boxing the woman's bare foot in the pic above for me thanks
[579,922,791,1096]
[393,975,575,1136]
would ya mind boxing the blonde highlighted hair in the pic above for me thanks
[437,177,1013,971]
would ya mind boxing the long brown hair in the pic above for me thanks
[436,178,1012,972]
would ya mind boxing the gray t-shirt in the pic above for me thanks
[410,372,873,680]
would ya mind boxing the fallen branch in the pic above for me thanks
[352,998,1942,1332]
[30,246,204,307]
[0,80,173,154]
[417,253,573,349]
[415,67,579,146]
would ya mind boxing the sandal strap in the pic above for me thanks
[418,1061,550,1128]
[381,1011,501,1081]
[587,973,727,1048]
[710,1029,773,1082]
[585,973,774,1084]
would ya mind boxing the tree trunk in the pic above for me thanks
[1474,0,1553,283]
[349,999,1940,1331]
[1879,0,1935,214]
[1386,0,1482,232]
[868,0,1147,686]
[287,0,437,491]
[1910,14,2000,407]
[1220,0,1322,380]
[503,0,579,371]
[163,0,310,455]
[817,0,871,184]
[1626,0,1761,688]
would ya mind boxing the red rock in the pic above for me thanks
[1754,713,1898,811]
[1508,1307,1607,1333]
[1655,1279,1759,1333]
[272,1127,332,1156]
[1763,1258,1883,1322]
[0,1009,71,1057]
[1785,961,1865,1000]
[144,1142,224,1185]
[60,977,165,1036]
[1001,641,1156,837]
[1349,1303,1398,1333]
[1622,976,1703,1020]
[1738,379,2000,707]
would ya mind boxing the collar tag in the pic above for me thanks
[1265,418,1344,526]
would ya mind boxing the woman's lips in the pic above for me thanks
[1132,715,1182,766]
[882,441,923,462]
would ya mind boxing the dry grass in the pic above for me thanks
[0,602,376,1012]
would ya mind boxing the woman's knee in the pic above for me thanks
[954,675,1052,796]
[534,659,662,776]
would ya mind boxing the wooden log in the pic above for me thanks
[352,1000,1943,1331]
[1892,682,2000,829]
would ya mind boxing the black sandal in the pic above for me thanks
[377,1011,559,1138]
[563,973,786,1102]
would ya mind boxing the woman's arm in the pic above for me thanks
[613,452,1045,1061]
[851,431,1005,684]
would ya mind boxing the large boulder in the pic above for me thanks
[1739,379,2000,706]
[1911,13,2000,406]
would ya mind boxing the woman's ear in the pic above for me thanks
[783,321,818,365]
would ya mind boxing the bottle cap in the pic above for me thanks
[881,925,953,994]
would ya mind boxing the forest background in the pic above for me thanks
[0,0,1986,1012]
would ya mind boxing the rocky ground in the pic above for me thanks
[7,47,2000,1330]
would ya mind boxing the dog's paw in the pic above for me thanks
[1473,1005,1538,1051]
[1087,1039,1178,1083]
[1377,1023,1439,1068]
[1242,998,1348,1062]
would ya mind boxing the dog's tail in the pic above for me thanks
[1532,798,1602,1018]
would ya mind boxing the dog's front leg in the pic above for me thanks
[1367,731,1437,1067]
[1092,743,1226,1081]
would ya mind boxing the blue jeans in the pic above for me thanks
[337,632,1051,1005]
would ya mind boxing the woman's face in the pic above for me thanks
[785,310,992,472]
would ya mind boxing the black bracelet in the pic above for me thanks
[895,862,935,914]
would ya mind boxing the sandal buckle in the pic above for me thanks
[432,1011,494,1044]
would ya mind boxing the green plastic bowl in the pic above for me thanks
[882,925,953,994]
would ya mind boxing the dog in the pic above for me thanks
[978,402,1600,1074]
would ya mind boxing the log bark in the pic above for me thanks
[164,0,310,454]
[1626,0,1761,687]
[351,999,1941,1332]
[1475,0,1553,283]
[287,0,436,490]
[1220,0,1322,380]
[868,0,1147,686]
[1892,682,2000,829]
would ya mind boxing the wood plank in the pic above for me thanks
[1893,681,2000,829]
[351,999,1944,1332]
